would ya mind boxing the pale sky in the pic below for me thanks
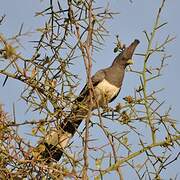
[0,0,180,179]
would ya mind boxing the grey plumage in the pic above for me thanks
[40,39,140,162]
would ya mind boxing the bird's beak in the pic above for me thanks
[126,59,133,65]
[123,39,140,60]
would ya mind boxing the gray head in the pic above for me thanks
[112,39,140,67]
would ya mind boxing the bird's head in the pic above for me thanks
[113,39,140,67]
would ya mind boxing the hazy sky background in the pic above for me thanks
[0,0,180,179]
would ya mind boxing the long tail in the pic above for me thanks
[37,39,140,163]
[40,100,90,163]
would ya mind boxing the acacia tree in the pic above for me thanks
[0,0,179,179]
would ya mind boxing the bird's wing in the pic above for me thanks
[76,70,105,102]
[91,70,106,86]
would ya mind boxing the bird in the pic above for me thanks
[38,39,140,163]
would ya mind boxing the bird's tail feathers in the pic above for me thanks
[37,106,88,162]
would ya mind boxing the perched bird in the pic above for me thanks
[39,39,140,163]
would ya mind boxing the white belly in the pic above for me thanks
[95,79,119,106]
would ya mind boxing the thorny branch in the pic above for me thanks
[0,0,179,179]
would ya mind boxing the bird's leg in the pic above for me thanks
[100,93,110,113]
